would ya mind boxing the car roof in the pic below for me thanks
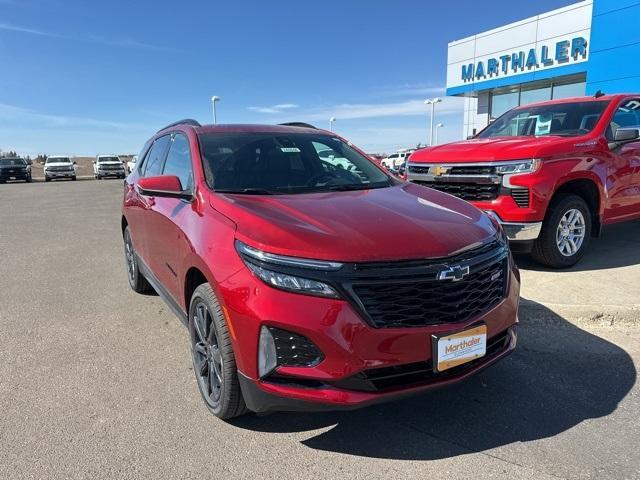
[159,123,330,136]
[97,154,119,157]
[513,93,635,110]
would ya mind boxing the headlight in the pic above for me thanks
[485,211,508,246]
[235,240,340,298]
[495,159,540,175]
[245,262,339,298]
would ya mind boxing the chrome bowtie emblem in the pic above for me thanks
[438,264,470,282]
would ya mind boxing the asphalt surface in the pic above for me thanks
[1,180,638,480]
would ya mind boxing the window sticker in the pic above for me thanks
[280,147,301,153]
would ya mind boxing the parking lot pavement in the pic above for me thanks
[1,180,639,480]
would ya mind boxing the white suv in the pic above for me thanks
[44,156,76,182]
[94,155,125,179]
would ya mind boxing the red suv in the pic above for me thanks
[407,94,640,268]
[122,120,519,418]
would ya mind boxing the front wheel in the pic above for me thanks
[123,226,152,293]
[532,194,592,268]
[189,283,248,420]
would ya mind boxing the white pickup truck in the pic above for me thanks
[44,156,76,182]
[94,155,125,179]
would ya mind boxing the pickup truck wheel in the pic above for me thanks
[72,176,77,181]
[26,175,32,183]
[123,227,152,293]
[532,194,591,268]
[45,177,51,182]
[189,283,249,420]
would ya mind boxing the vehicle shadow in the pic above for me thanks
[515,220,640,272]
[230,300,636,460]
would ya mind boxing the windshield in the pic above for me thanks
[478,101,609,139]
[47,157,70,163]
[198,132,392,194]
[98,156,119,162]
[0,158,25,166]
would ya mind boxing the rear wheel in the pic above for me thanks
[189,283,248,420]
[123,226,152,293]
[532,194,592,268]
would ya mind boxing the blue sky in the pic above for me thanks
[0,0,576,157]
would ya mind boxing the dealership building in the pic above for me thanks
[446,0,640,138]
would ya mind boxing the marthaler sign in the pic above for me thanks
[461,36,588,82]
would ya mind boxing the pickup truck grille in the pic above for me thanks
[346,242,508,328]
[412,180,500,201]
[409,165,496,176]
[47,166,73,172]
[99,164,123,170]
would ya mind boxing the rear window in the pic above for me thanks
[198,132,390,194]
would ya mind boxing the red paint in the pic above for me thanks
[409,94,640,226]
[123,123,519,412]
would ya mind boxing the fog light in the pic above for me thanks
[258,326,277,378]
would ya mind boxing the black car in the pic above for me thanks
[0,157,32,183]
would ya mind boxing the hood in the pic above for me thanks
[210,184,497,262]
[98,161,122,165]
[411,135,590,163]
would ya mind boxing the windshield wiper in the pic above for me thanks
[325,182,390,192]
[215,188,280,195]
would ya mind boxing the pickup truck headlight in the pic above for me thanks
[495,159,541,175]
[235,240,340,298]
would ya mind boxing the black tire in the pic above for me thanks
[26,175,32,183]
[189,283,249,420]
[532,194,592,268]
[45,177,51,182]
[72,176,77,181]
[123,226,152,293]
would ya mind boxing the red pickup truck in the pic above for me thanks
[408,94,640,268]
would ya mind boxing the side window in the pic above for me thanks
[608,99,640,140]
[143,135,171,177]
[136,140,152,173]
[163,133,193,190]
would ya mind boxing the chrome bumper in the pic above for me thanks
[485,211,542,241]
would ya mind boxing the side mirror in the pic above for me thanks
[73,161,77,165]
[614,128,640,143]
[138,175,193,201]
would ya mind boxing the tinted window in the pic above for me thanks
[479,101,609,138]
[163,134,193,190]
[198,132,390,194]
[143,135,171,177]
[0,158,25,166]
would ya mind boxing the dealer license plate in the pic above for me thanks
[433,325,486,372]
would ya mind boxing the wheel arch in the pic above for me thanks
[551,176,602,237]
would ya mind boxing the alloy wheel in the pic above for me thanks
[124,232,136,284]
[191,303,224,404]
[556,208,586,256]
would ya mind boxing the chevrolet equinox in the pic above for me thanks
[122,120,519,419]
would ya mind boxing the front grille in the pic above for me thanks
[332,329,511,392]
[47,166,73,172]
[408,164,497,176]
[511,188,530,208]
[346,243,508,328]
[99,164,123,170]
[413,180,500,201]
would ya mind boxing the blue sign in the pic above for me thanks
[461,37,588,82]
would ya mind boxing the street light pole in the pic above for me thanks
[435,123,444,145]
[424,98,442,146]
[329,117,336,132]
[211,96,220,124]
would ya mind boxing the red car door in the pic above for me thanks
[134,134,172,273]
[605,98,640,222]
[143,132,196,303]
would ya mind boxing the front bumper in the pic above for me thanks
[0,171,30,180]
[220,251,521,413]
[45,170,75,178]
[484,211,542,241]
[238,326,517,413]
[98,169,125,177]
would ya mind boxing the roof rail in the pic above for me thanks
[279,122,317,129]
[157,119,201,133]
